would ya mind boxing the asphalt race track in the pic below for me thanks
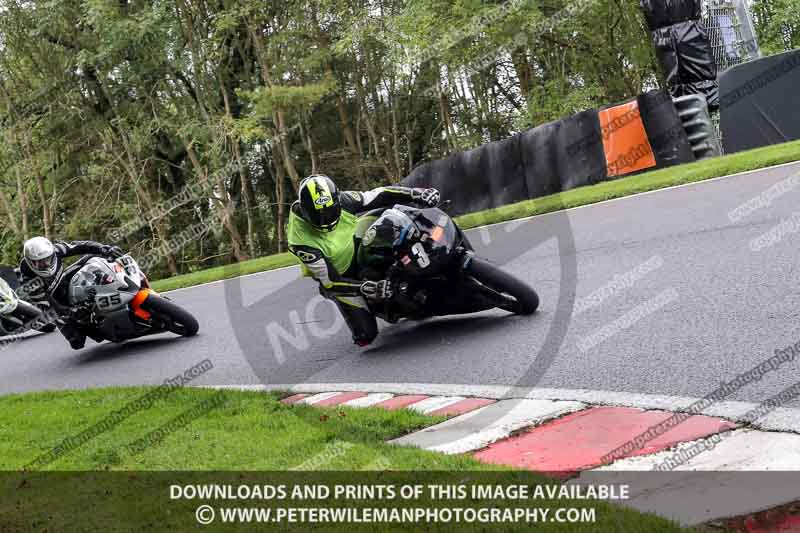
[4,161,800,410]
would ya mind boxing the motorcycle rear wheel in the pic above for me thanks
[466,257,539,315]
[141,295,199,337]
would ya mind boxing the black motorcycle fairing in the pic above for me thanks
[93,308,141,342]
[355,205,492,320]
[394,205,460,278]
[381,274,501,321]
[357,205,463,279]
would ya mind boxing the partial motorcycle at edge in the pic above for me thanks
[0,267,54,337]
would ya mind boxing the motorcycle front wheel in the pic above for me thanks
[141,294,200,337]
[466,257,539,315]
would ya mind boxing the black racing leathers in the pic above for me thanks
[19,240,115,349]
[288,186,422,345]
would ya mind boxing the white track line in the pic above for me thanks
[166,159,800,294]
[342,393,394,407]
[299,392,342,405]
[208,382,800,433]
[407,396,465,414]
[598,428,800,471]
[391,399,585,454]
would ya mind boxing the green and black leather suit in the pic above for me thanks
[287,186,425,345]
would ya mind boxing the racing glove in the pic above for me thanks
[412,188,441,207]
[360,280,394,301]
[68,300,94,323]
[103,245,124,259]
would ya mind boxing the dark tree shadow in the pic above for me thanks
[72,335,200,365]
[361,312,540,356]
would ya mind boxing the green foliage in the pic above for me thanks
[240,78,336,119]
[0,0,792,280]
[516,79,606,129]
[752,0,800,54]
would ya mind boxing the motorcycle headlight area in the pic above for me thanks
[69,259,119,304]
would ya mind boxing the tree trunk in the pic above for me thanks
[271,144,288,253]
[330,64,364,179]
[0,188,21,239]
[235,141,256,258]
[16,168,29,238]
[35,175,51,239]
[511,48,533,100]
[116,130,180,275]
[185,144,248,263]
[274,110,302,192]
[438,84,457,152]
[298,114,319,175]
[356,82,391,177]
[249,26,302,192]
[220,79,257,258]
[390,88,402,180]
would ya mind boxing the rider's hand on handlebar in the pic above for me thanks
[102,245,124,259]
[412,188,440,207]
[360,279,394,302]
[69,301,94,322]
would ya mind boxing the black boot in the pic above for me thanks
[69,336,86,350]
[59,321,87,350]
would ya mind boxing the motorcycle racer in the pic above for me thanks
[287,174,439,346]
[20,236,124,349]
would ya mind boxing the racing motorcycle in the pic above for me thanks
[0,267,50,336]
[11,267,58,333]
[356,203,539,323]
[67,254,199,344]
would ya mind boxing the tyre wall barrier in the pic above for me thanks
[638,90,697,169]
[402,89,695,216]
[402,134,528,216]
[719,49,800,154]
[521,108,604,197]
[672,94,721,160]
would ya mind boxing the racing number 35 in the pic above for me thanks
[96,294,122,309]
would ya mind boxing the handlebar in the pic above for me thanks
[437,199,452,211]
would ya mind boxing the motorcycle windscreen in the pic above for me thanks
[394,207,458,277]
[68,258,117,305]
[357,209,415,275]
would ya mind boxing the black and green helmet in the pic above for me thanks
[298,174,342,232]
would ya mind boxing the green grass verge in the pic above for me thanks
[0,388,688,531]
[1,387,452,471]
[151,252,297,292]
[151,139,800,293]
